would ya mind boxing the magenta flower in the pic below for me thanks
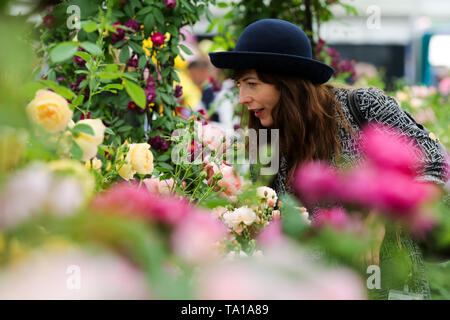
[127,57,138,68]
[73,48,86,67]
[359,124,421,177]
[163,0,176,10]
[43,14,55,28]
[342,166,437,216]
[151,32,165,47]
[174,85,183,98]
[149,135,171,152]
[124,19,139,33]
[145,87,157,104]
[80,112,91,120]
[293,161,341,206]
[111,22,125,44]
[146,75,156,89]
[127,101,138,111]
[70,75,87,92]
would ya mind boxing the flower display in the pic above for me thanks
[26,90,73,133]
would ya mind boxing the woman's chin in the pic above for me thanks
[259,118,273,128]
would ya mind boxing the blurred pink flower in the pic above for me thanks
[359,124,421,177]
[0,248,150,299]
[313,207,351,230]
[91,183,191,225]
[342,166,437,218]
[257,219,283,246]
[143,177,174,195]
[293,161,341,206]
[196,240,366,299]
[439,77,450,96]
[172,211,226,264]
[414,108,436,124]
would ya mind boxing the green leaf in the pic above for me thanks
[82,21,98,33]
[137,6,153,15]
[80,42,103,56]
[138,55,147,69]
[217,2,228,8]
[70,142,83,160]
[157,162,173,171]
[153,8,165,25]
[75,51,91,63]
[123,79,146,109]
[71,95,84,108]
[157,154,170,162]
[97,72,121,80]
[73,123,95,136]
[103,84,124,91]
[129,41,145,56]
[105,127,116,136]
[144,14,155,34]
[39,80,76,100]
[119,45,131,63]
[105,64,119,73]
[179,44,192,56]
[50,43,78,63]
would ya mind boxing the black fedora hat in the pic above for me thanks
[209,19,334,84]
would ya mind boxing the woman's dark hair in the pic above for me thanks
[234,69,353,185]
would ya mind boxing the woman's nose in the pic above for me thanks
[238,89,251,105]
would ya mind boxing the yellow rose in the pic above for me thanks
[117,162,135,181]
[117,143,154,180]
[72,119,105,161]
[26,90,73,133]
[85,157,102,171]
[129,143,154,174]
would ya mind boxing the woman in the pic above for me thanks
[209,19,448,299]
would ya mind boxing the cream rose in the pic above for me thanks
[118,143,154,180]
[72,119,105,161]
[256,186,278,208]
[26,90,73,133]
[222,206,257,232]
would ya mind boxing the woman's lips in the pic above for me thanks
[253,108,264,118]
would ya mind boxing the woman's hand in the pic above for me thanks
[364,210,386,266]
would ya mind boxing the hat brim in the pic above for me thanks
[209,51,334,84]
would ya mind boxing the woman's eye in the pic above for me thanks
[248,82,258,87]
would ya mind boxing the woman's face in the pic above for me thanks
[236,70,280,127]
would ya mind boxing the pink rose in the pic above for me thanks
[200,123,231,153]
[143,177,174,195]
